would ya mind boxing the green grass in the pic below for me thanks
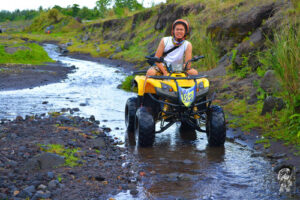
[121,75,135,91]
[0,42,54,65]
[224,99,300,146]
[39,144,81,167]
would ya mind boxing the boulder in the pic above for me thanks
[132,10,154,30]
[155,3,205,34]
[261,96,285,115]
[24,153,65,171]
[91,137,106,150]
[207,2,278,54]
[114,46,122,53]
[5,46,31,54]
[247,90,258,105]
[118,32,129,41]
[260,70,281,94]
[82,34,89,42]
[45,25,54,33]
[123,41,133,50]
[58,44,69,54]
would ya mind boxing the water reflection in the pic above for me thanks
[128,124,284,199]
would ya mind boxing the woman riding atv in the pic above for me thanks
[146,19,198,77]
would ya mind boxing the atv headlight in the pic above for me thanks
[161,83,173,92]
[198,82,204,89]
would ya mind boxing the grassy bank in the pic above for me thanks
[0,34,54,65]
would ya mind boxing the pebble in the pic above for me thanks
[24,185,36,194]
[48,180,59,189]
[37,184,47,190]
[47,171,55,179]
[130,189,138,195]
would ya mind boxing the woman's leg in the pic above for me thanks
[146,67,158,76]
[187,68,198,75]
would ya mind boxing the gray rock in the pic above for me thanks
[260,70,281,94]
[123,41,133,50]
[5,46,31,54]
[47,171,55,179]
[130,189,138,195]
[261,96,285,115]
[32,191,51,200]
[82,34,89,42]
[89,115,96,122]
[37,184,47,190]
[17,189,33,198]
[48,180,59,189]
[24,185,36,194]
[57,115,72,123]
[58,44,69,54]
[66,42,73,46]
[207,2,279,53]
[0,193,7,199]
[115,46,122,53]
[247,91,258,105]
[72,108,80,112]
[7,160,18,167]
[24,153,65,170]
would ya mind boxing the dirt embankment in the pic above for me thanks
[0,111,142,199]
[0,62,75,91]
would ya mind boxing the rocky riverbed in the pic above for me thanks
[0,110,142,200]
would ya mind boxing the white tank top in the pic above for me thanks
[163,36,190,64]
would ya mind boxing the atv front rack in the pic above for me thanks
[148,92,216,133]
[147,74,208,80]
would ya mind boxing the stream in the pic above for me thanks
[0,44,296,200]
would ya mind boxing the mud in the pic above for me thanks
[0,62,75,91]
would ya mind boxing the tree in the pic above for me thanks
[96,0,111,18]
[114,0,143,17]
[48,8,60,23]
[71,4,80,17]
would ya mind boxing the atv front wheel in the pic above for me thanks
[206,105,226,146]
[125,97,137,133]
[135,107,155,147]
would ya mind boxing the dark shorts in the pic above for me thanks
[151,65,167,75]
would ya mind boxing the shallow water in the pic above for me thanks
[0,44,297,200]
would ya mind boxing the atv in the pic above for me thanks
[125,55,226,147]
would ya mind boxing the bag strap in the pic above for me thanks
[162,45,180,57]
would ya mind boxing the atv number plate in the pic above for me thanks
[178,86,196,107]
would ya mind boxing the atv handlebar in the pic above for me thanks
[145,55,205,72]
[147,74,207,80]
[190,55,205,62]
[145,56,164,63]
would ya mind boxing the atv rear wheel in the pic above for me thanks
[135,107,155,147]
[125,97,137,133]
[206,105,226,146]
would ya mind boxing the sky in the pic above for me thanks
[1,0,166,12]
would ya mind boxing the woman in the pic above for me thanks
[146,19,198,76]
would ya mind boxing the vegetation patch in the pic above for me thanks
[121,75,135,91]
[224,99,300,146]
[39,144,81,167]
[0,42,53,65]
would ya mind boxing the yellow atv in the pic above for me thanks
[125,56,226,147]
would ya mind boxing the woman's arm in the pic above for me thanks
[155,39,168,76]
[185,42,192,69]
